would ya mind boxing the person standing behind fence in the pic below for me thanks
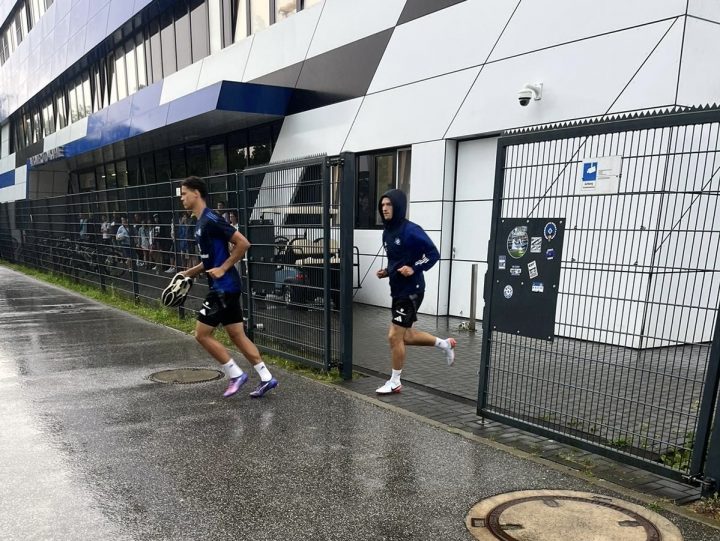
[100,216,111,245]
[177,213,189,270]
[179,176,278,398]
[374,189,456,395]
[115,217,133,269]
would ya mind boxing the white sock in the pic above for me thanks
[254,361,272,382]
[221,359,243,379]
[435,338,449,350]
[391,369,402,383]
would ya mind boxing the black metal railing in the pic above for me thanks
[0,157,355,378]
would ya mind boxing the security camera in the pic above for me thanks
[518,82,543,106]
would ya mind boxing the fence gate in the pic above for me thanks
[238,154,354,378]
[479,108,720,488]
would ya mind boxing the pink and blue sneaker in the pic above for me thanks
[223,372,249,398]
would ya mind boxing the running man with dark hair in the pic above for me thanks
[179,176,278,398]
[375,189,456,395]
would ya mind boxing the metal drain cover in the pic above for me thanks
[149,368,223,384]
[465,490,683,541]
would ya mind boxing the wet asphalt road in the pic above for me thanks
[1,266,719,541]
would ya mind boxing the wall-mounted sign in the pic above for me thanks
[28,146,65,167]
[577,155,622,195]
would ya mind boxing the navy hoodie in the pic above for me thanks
[379,189,439,298]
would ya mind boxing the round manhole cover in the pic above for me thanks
[149,368,223,384]
[465,490,683,541]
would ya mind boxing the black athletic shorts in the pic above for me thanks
[391,292,424,328]
[197,291,244,328]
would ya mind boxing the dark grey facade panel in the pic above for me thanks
[287,28,394,114]
[397,0,466,25]
[250,62,304,88]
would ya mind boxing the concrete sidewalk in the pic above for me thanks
[1,266,718,541]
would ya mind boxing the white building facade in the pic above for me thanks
[1,0,719,317]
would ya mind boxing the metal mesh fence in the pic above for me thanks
[0,159,353,375]
[481,115,720,478]
[239,156,343,371]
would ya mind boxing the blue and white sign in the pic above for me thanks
[582,162,598,181]
[577,156,622,195]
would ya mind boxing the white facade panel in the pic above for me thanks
[408,141,446,202]
[489,0,686,61]
[448,20,676,139]
[607,20,683,113]
[196,37,254,89]
[452,201,493,262]
[243,6,322,82]
[677,18,720,107]
[369,1,516,93]
[344,68,480,152]
[687,0,720,22]
[159,62,204,105]
[407,201,442,232]
[456,138,497,202]
[306,0,405,58]
[272,98,362,161]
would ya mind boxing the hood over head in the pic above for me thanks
[378,189,407,229]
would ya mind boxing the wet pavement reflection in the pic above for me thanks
[1,267,718,541]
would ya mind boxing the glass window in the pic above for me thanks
[186,144,208,176]
[115,48,128,100]
[96,165,107,191]
[276,0,297,21]
[248,125,271,166]
[105,163,117,189]
[31,110,41,142]
[397,148,411,198]
[227,131,247,172]
[82,76,92,117]
[250,0,269,33]
[125,42,138,95]
[209,143,227,174]
[141,154,156,184]
[126,158,140,186]
[232,0,248,42]
[79,171,96,192]
[221,0,233,47]
[55,92,67,130]
[174,1,192,70]
[149,21,163,82]
[210,0,225,50]
[116,161,128,188]
[160,12,177,76]
[170,146,187,178]
[14,12,23,46]
[135,34,148,89]
[155,149,172,183]
[69,83,80,123]
[190,0,210,62]
[355,149,412,228]
[302,0,321,8]
[356,155,372,229]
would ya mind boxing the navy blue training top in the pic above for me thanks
[195,207,242,294]
[379,189,439,299]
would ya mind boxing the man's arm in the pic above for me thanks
[206,230,250,279]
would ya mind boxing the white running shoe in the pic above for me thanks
[376,380,402,394]
[444,338,457,366]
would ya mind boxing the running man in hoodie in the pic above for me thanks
[375,189,457,395]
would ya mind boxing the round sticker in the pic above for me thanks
[503,285,514,299]
[506,226,529,259]
[544,222,557,241]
